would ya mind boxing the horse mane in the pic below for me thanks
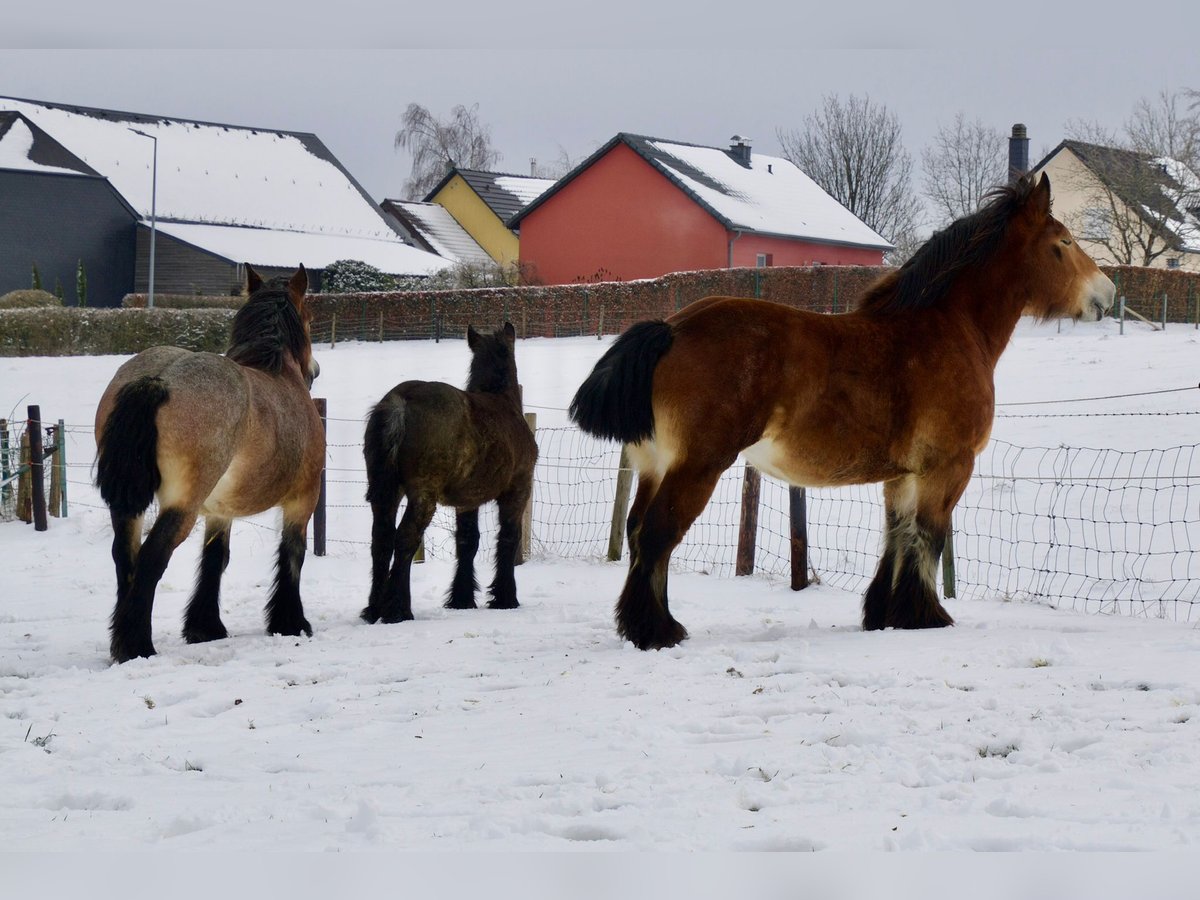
[226,282,309,373]
[857,173,1044,315]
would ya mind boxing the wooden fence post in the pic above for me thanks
[48,424,62,518]
[518,411,536,564]
[330,312,337,349]
[378,311,385,342]
[608,445,633,561]
[17,431,31,523]
[313,398,327,557]
[1162,292,1168,330]
[789,486,809,590]
[941,523,957,599]
[28,406,47,532]
[735,466,761,576]
[597,306,605,339]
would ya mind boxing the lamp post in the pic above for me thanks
[128,128,157,308]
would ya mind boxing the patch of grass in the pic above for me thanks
[978,743,1019,759]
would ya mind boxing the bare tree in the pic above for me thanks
[530,146,580,180]
[777,93,924,262]
[921,112,1008,225]
[394,102,502,200]
[1061,90,1200,267]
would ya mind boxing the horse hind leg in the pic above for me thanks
[183,517,232,644]
[446,508,481,609]
[487,483,531,609]
[363,479,404,623]
[110,507,196,663]
[109,511,144,609]
[376,491,437,624]
[617,462,725,650]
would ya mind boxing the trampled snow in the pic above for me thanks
[3,316,1200,851]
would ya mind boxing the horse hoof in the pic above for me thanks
[360,606,380,624]
[182,621,229,644]
[379,609,415,625]
[267,617,312,638]
[443,597,478,610]
[486,597,519,610]
[110,636,156,664]
[622,619,688,651]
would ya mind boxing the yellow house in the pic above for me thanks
[1033,140,1200,273]
[424,168,556,267]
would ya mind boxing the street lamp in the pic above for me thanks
[128,128,157,309]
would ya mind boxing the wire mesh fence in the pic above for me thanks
[10,411,1200,624]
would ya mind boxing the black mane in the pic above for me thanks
[226,282,308,372]
[858,173,1042,315]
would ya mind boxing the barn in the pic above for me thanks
[0,96,447,305]
[509,133,892,285]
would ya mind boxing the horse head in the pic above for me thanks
[466,321,519,397]
[239,264,319,387]
[1016,173,1115,322]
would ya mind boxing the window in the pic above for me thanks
[755,253,773,267]
[1166,257,1181,269]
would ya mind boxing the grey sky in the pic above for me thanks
[1,46,1195,227]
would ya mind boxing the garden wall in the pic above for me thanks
[4,265,1199,357]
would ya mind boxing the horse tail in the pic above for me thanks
[96,376,169,517]
[364,398,406,505]
[570,320,674,443]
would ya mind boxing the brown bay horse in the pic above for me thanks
[571,173,1115,650]
[362,323,537,624]
[95,266,324,663]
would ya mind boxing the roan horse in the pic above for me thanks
[95,265,324,663]
[571,173,1115,650]
[361,322,537,624]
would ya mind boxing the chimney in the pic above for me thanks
[530,157,537,176]
[729,134,752,167]
[1008,123,1029,181]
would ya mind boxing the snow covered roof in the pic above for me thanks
[152,222,449,275]
[0,111,97,177]
[0,96,448,274]
[510,133,893,251]
[380,200,493,267]
[425,168,557,225]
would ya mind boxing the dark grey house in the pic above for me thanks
[0,96,447,305]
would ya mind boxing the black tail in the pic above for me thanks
[363,398,406,505]
[570,320,673,443]
[96,377,169,517]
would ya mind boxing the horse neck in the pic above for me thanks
[944,253,1036,366]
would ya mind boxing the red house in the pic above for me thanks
[509,133,892,285]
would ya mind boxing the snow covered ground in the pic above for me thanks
[3,316,1200,851]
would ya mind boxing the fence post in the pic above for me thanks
[1162,292,1168,330]
[48,424,62,518]
[378,310,385,342]
[0,419,10,508]
[735,466,761,576]
[1119,295,1125,335]
[608,445,634,561]
[597,306,604,340]
[313,398,327,557]
[941,523,957,599]
[28,406,47,532]
[518,411,536,564]
[56,419,67,517]
[330,312,337,349]
[17,431,31,523]
[789,486,809,591]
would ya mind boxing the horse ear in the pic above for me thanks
[502,321,516,344]
[245,264,263,295]
[1030,172,1052,217]
[288,264,309,307]
[467,325,480,349]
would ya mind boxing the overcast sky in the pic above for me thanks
[2,38,1195,225]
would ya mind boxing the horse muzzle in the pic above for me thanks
[306,359,321,388]
[1080,272,1116,322]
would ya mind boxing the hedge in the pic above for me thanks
[0,307,235,357]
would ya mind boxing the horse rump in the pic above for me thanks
[363,397,407,505]
[570,320,673,443]
[96,376,169,517]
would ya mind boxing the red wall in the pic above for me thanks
[518,141,885,285]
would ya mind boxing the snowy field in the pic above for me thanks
[3,316,1200,853]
